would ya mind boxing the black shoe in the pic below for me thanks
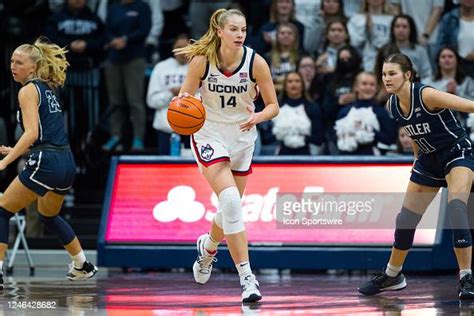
[358,272,407,296]
[66,261,98,281]
[459,274,474,299]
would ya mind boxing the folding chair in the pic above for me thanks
[7,213,35,276]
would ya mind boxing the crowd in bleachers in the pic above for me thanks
[1,0,473,161]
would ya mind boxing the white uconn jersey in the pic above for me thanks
[200,46,258,123]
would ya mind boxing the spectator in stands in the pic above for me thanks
[348,0,394,72]
[389,0,444,66]
[96,0,163,65]
[46,0,106,72]
[255,0,305,55]
[146,34,190,155]
[315,18,350,76]
[297,54,324,102]
[426,46,474,126]
[102,0,151,152]
[303,0,346,56]
[388,14,432,82]
[335,72,396,155]
[46,0,106,154]
[266,22,301,94]
[436,0,474,77]
[320,45,362,154]
[395,126,414,155]
[272,71,324,155]
[427,46,474,100]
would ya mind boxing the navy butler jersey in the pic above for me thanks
[388,82,466,154]
[17,79,68,147]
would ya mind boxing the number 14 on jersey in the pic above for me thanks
[220,95,236,108]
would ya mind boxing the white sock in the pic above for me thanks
[71,250,86,269]
[460,269,472,280]
[385,263,402,277]
[236,261,252,281]
[204,234,219,254]
[0,260,3,275]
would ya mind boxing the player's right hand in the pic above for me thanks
[172,92,191,102]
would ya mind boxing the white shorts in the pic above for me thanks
[191,120,257,175]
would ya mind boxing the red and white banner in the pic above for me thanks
[105,163,435,245]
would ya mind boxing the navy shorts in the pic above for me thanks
[19,148,76,196]
[411,138,474,187]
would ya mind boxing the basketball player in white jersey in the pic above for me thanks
[173,8,279,303]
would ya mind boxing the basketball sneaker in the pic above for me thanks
[241,274,262,303]
[358,272,407,295]
[66,261,98,281]
[193,233,217,284]
[459,274,474,299]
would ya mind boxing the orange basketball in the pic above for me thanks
[167,96,206,135]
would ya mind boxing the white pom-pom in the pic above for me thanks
[335,112,358,151]
[272,104,312,148]
[335,107,381,150]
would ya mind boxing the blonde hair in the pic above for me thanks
[17,37,69,87]
[173,9,246,67]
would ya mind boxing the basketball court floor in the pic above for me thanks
[1,267,472,315]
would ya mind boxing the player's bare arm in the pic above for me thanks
[178,55,207,98]
[252,54,279,122]
[0,84,38,169]
[422,87,474,113]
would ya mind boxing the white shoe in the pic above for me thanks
[66,261,98,281]
[192,234,217,284]
[241,274,262,303]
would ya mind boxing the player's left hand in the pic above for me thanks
[240,105,261,132]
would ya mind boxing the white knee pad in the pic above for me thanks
[219,186,245,234]
[214,211,223,229]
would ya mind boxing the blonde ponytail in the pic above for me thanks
[18,37,69,87]
[173,9,246,67]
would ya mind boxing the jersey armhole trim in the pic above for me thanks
[29,82,42,109]
[386,97,393,118]
[419,85,445,115]
[249,49,256,83]
[200,61,210,81]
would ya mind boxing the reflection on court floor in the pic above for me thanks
[0,269,471,315]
